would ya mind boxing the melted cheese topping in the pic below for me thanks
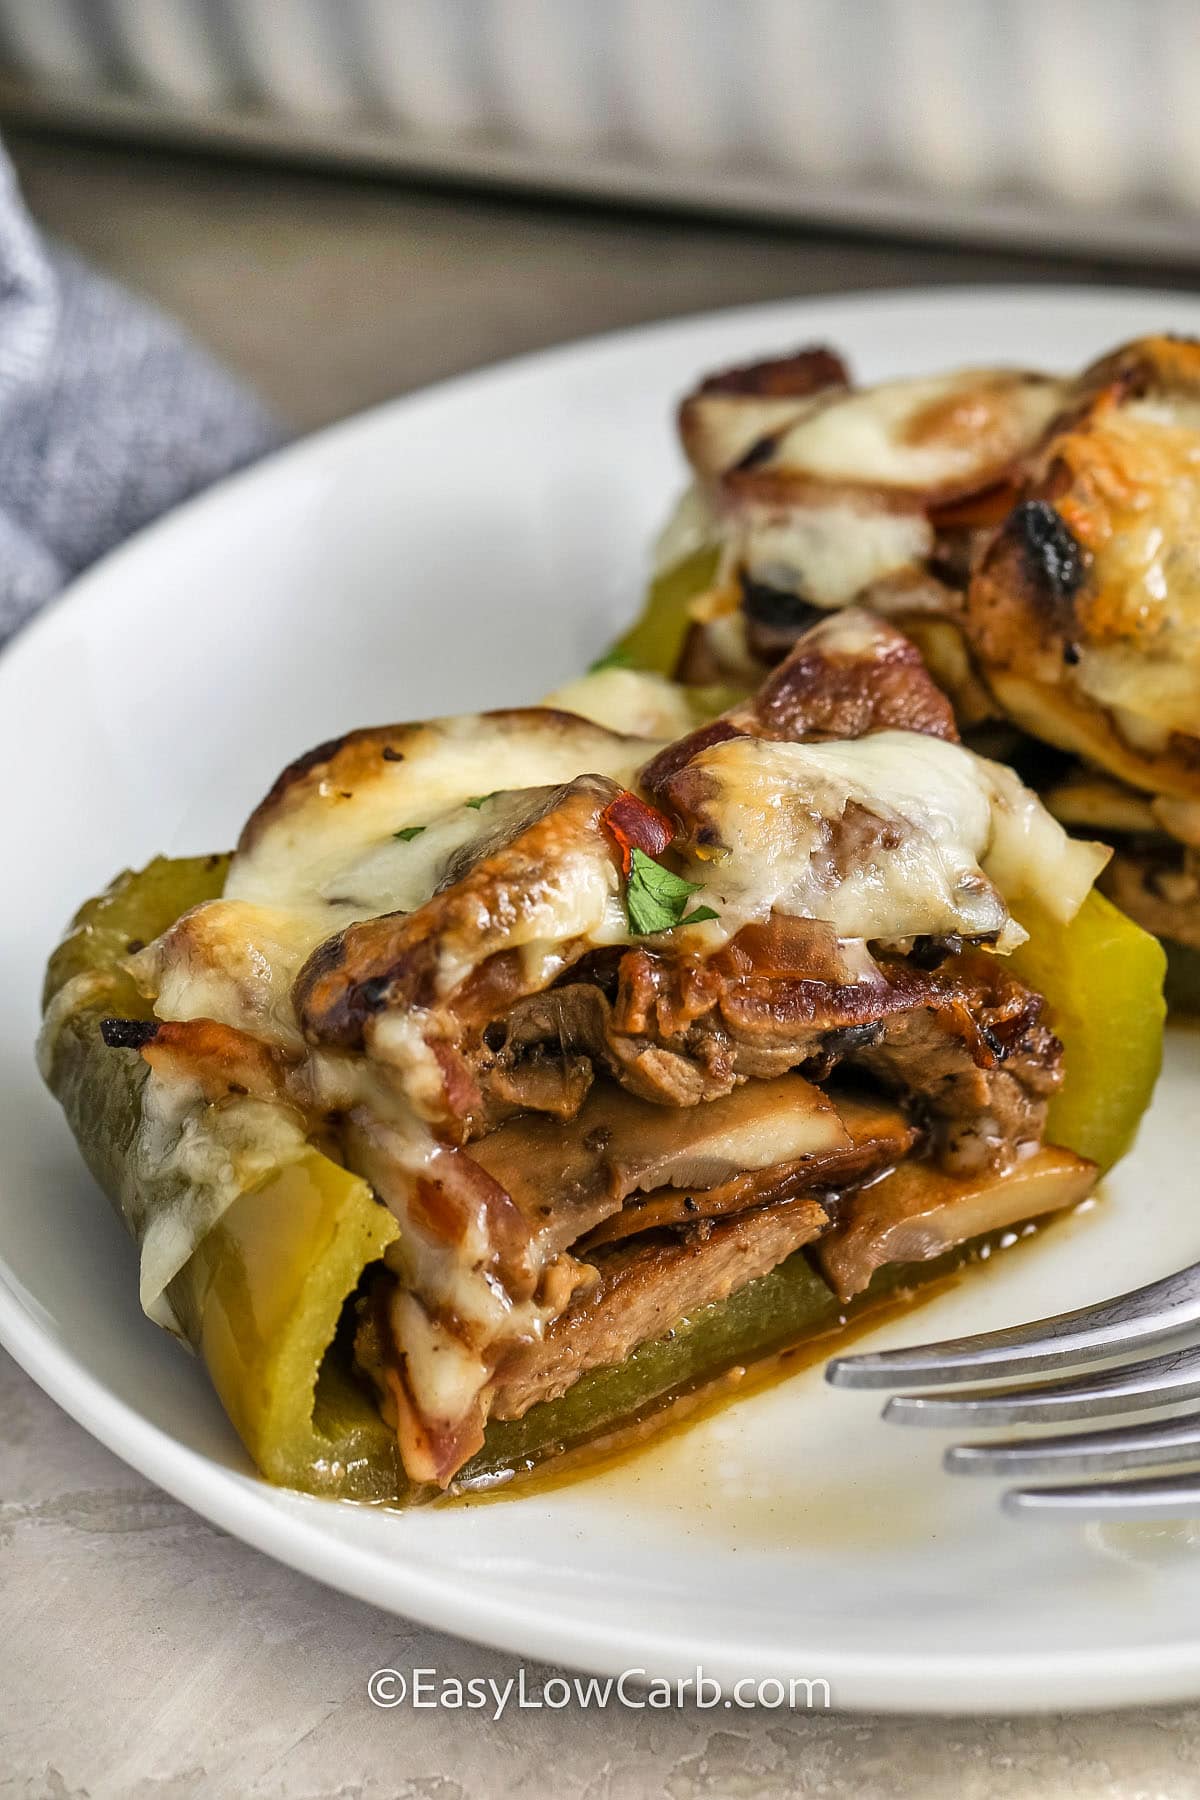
[149,713,1101,1053]
[676,731,1106,948]
[228,711,655,913]
[541,667,701,739]
[131,899,336,1052]
[739,503,933,607]
[136,1076,311,1329]
[652,482,720,574]
[755,370,1064,494]
[681,393,833,479]
[1055,403,1200,739]
[677,369,1064,615]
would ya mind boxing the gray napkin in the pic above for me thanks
[0,144,282,647]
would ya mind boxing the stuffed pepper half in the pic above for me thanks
[624,335,1200,1002]
[40,612,1164,1501]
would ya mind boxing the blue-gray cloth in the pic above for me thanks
[0,147,281,647]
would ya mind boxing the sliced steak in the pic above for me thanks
[1101,842,1200,952]
[484,934,1061,1174]
[490,1195,829,1419]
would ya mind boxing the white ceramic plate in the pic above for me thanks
[4,286,1200,1715]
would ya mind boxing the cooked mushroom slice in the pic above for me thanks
[470,1071,890,1255]
[678,345,850,480]
[817,1145,1098,1302]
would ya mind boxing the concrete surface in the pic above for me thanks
[4,128,1200,1798]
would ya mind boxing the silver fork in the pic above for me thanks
[825,1260,1200,1518]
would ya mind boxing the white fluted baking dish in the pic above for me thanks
[0,0,1197,258]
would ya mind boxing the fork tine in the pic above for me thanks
[945,1408,1200,1478]
[826,1259,1200,1390]
[1003,1472,1200,1521]
[883,1340,1200,1427]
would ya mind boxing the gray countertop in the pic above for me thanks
[5,129,1200,1799]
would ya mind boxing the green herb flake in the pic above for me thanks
[393,825,425,842]
[465,792,500,811]
[625,846,717,936]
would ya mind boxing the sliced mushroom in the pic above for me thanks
[579,1087,915,1249]
[470,1070,854,1255]
[817,1143,1098,1302]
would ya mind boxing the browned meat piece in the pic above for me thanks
[1101,843,1200,951]
[642,608,959,801]
[851,992,1061,1175]
[485,931,1061,1174]
[695,346,850,400]
[750,609,960,744]
[966,499,1086,674]
[292,773,624,1095]
[490,1195,830,1419]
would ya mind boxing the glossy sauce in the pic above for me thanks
[455,1203,1089,1525]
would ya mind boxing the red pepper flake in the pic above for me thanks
[600,790,675,875]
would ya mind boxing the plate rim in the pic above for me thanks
[6,280,1200,1715]
[10,276,1200,677]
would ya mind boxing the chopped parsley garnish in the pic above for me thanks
[465,792,499,810]
[393,825,425,842]
[587,648,631,674]
[625,847,718,935]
